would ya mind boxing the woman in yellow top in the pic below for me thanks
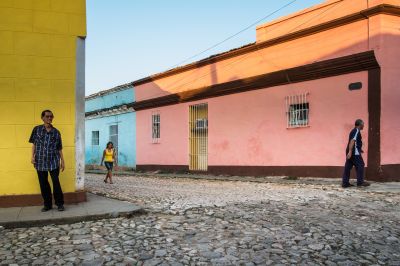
[100,142,117,184]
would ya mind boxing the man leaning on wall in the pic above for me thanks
[29,110,66,212]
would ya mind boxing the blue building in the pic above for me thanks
[85,84,136,170]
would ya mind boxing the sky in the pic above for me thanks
[85,0,325,96]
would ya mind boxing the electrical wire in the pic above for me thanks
[169,0,298,69]
[163,0,346,95]
[137,0,346,101]
[136,1,300,100]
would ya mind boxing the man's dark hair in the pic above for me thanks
[41,110,53,118]
[355,119,364,126]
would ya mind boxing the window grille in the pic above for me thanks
[152,112,160,143]
[195,118,208,129]
[189,103,208,171]
[91,131,99,146]
[285,93,310,128]
[109,125,118,148]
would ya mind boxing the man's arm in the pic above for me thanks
[29,127,36,165]
[347,139,355,159]
[31,144,36,164]
[56,131,65,171]
[59,150,65,172]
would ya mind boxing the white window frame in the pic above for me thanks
[285,92,310,128]
[109,124,118,148]
[91,130,99,146]
[152,111,160,143]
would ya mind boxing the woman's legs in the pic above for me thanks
[109,170,113,184]
[104,162,114,184]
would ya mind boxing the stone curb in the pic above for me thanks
[0,208,146,230]
[85,169,342,186]
[86,170,400,194]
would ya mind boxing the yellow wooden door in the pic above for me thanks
[189,103,208,171]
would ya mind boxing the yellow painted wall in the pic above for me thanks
[0,0,86,195]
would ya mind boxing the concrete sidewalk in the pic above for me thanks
[0,193,143,229]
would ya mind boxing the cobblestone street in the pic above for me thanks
[1,174,400,265]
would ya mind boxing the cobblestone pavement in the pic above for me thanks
[1,174,399,265]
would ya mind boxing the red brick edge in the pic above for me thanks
[136,165,400,182]
[0,191,87,208]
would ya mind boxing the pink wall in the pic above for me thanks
[255,0,400,43]
[208,73,368,167]
[256,0,367,43]
[369,14,400,165]
[135,1,399,103]
[135,20,368,102]
[136,104,188,165]
[137,73,369,167]
[135,0,400,168]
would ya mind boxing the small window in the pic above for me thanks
[285,93,309,128]
[349,82,362,91]
[195,118,208,129]
[92,131,99,146]
[152,112,160,143]
[109,125,118,148]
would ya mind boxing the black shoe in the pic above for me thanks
[57,205,65,211]
[342,183,354,188]
[41,206,52,212]
[357,182,371,187]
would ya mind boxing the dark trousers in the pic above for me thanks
[342,155,365,185]
[37,168,64,208]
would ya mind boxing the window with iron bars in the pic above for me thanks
[91,131,99,146]
[285,93,309,128]
[195,118,208,130]
[152,112,160,143]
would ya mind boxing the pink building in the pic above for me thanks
[132,0,400,181]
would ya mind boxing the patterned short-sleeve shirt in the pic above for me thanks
[29,125,63,171]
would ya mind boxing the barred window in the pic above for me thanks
[91,131,99,146]
[195,118,208,129]
[285,93,309,128]
[109,125,118,148]
[152,112,160,143]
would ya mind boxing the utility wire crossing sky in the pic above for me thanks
[86,0,324,96]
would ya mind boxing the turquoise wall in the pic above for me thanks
[85,87,136,168]
[86,87,134,113]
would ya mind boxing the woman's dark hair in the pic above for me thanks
[106,142,114,148]
[41,110,53,118]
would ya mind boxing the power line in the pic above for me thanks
[288,0,343,34]
[138,0,299,100]
[140,0,342,101]
[169,0,298,69]
[146,0,345,99]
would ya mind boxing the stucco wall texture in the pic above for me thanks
[137,73,369,167]
[85,112,137,168]
[85,88,136,168]
[0,0,86,195]
[135,0,400,174]
[85,88,134,113]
